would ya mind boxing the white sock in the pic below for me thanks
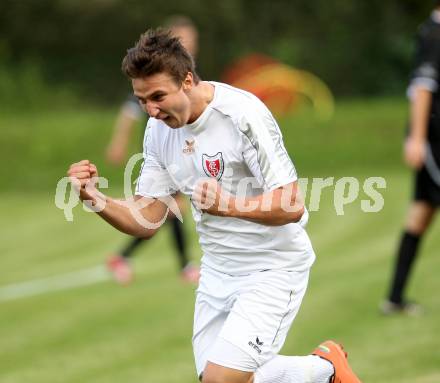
[254,355,334,383]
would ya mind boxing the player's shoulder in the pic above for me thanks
[210,81,268,120]
[146,117,169,133]
[144,117,171,145]
[209,82,279,139]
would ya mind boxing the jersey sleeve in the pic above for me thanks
[409,24,440,94]
[135,122,179,198]
[239,101,297,191]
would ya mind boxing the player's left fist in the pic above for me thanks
[192,178,232,216]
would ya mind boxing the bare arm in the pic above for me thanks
[230,182,304,225]
[106,105,140,165]
[68,160,169,238]
[97,195,169,238]
[192,179,304,226]
[405,86,432,169]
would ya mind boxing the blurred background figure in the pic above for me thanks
[381,1,440,315]
[222,53,334,120]
[106,15,200,285]
[3,2,440,382]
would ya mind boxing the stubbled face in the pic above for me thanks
[132,72,192,129]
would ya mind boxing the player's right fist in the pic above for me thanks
[67,159,99,201]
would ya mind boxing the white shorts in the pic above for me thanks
[192,265,310,377]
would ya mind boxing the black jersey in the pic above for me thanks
[410,12,440,146]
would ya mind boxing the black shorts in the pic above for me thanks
[413,166,440,206]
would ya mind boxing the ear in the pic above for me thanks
[182,72,194,91]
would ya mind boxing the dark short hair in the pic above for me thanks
[121,28,199,84]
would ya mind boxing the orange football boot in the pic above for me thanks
[312,340,362,383]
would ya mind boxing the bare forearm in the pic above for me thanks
[194,180,304,226]
[111,114,135,147]
[410,87,432,141]
[81,190,167,238]
[96,196,158,238]
[228,187,304,226]
[68,161,167,237]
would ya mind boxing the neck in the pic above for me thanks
[187,81,215,123]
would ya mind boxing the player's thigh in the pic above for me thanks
[202,362,253,383]
[218,269,310,368]
[193,294,228,379]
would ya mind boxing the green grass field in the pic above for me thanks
[1,99,439,382]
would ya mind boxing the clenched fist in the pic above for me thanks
[67,159,101,203]
[192,178,232,216]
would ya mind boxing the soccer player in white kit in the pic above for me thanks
[67,29,362,383]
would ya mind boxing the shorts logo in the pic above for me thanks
[183,139,195,154]
[248,337,264,354]
[202,152,224,180]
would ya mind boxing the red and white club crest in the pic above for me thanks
[202,152,224,180]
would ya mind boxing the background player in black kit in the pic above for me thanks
[382,2,440,315]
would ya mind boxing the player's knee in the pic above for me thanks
[201,375,237,383]
[406,224,427,236]
[201,367,252,383]
[405,202,435,235]
[405,214,432,235]
[200,370,223,383]
[405,217,425,235]
[201,366,229,383]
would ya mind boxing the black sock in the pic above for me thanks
[121,237,144,259]
[388,231,421,304]
[169,216,189,270]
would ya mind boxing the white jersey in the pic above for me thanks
[136,82,315,275]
